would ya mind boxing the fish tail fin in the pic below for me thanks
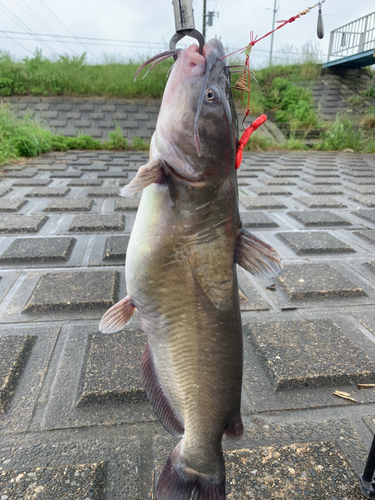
[157,443,226,500]
[99,295,136,333]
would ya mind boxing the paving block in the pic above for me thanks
[56,104,73,111]
[353,209,375,224]
[364,262,375,274]
[225,442,362,498]
[277,231,355,254]
[0,187,12,197]
[240,212,279,228]
[37,163,67,171]
[240,196,287,210]
[43,199,94,212]
[0,335,36,412]
[296,196,347,208]
[87,188,120,197]
[0,237,76,263]
[0,462,106,499]
[261,178,296,186]
[114,198,139,211]
[0,215,48,233]
[347,177,375,185]
[50,120,67,127]
[6,169,36,179]
[68,214,125,232]
[11,179,52,187]
[50,171,83,178]
[103,235,130,260]
[0,199,28,212]
[97,171,129,178]
[277,263,366,300]
[250,186,293,196]
[66,112,81,119]
[303,178,341,185]
[288,210,351,226]
[79,104,95,112]
[77,328,147,405]
[26,187,70,197]
[42,111,58,119]
[302,186,344,195]
[247,318,375,390]
[351,195,375,207]
[79,164,108,171]
[351,186,375,195]
[354,229,375,244]
[23,270,120,312]
[67,179,103,187]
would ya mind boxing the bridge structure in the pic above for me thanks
[323,11,375,69]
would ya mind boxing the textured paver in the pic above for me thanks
[247,318,375,390]
[0,215,48,233]
[68,214,125,232]
[277,263,366,300]
[296,196,347,208]
[78,328,147,405]
[277,231,355,254]
[43,199,94,212]
[225,441,362,499]
[0,462,106,499]
[0,144,375,499]
[241,212,279,228]
[240,196,287,210]
[23,270,119,312]
[0,237,76,263]
[103,235,129,260]
[288,210,351,226]
[0,199,28,212]
[0,335,36,412]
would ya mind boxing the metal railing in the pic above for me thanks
[327,12,375,62]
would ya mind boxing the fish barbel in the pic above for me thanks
[100,39,282,500]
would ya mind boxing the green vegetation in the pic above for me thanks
[0,49,171,98]
[0,103,148,166]
[317,111,375,154]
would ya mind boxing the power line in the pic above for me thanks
[0,29,33,55]
[0,1,57,56]
[37,0,95,57]
[18,0,77,54]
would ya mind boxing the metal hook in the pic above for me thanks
[170,0,205,59]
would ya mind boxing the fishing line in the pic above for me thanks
[226,0,327,168]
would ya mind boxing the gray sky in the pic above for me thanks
[0,0,374,67]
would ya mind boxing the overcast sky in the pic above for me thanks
[0,0,374,67]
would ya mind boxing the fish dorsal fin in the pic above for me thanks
[234,226,283,279]
[120,158,164,197]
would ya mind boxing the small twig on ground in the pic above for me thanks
[149,470,155,500]
[333,390,356,402]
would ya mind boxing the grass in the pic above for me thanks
[0,103,149,166]
[0,50,172,99]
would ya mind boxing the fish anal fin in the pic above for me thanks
[234,226,283,279]
[224,411,244,440]
[120,158,164,197]
[99,295,136,333]
[141,343,184,438]
[157,443,226,500]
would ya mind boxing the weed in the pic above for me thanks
[132,136,149,150]
[316,111,363,151]
[347,95,361,105]
[264,77,318,128]
[104,127,128,150]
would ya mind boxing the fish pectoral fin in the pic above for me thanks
[120,158,164,196]
[99,295,136,333]
[234,226,283,279]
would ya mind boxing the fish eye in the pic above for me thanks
[204,87,219,104]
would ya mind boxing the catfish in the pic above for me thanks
[100,39,282,500]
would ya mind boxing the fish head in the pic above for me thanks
[155,39,238,183]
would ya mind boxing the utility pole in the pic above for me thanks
[203,0,207,39]
[269,0,277,66]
